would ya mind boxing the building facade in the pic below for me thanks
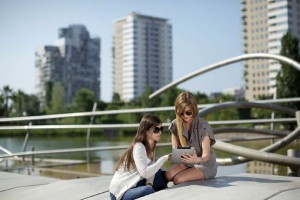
[242,0,300,100]
[35,46,63,107]
[35,25,100,106]
[113,12,173,101]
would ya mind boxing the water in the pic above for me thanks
[0,134,297,179]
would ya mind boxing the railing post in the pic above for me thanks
[22,122,32,161]
[270,89,276,175]
[287,149,300,176]
[86,102,97,164]
[296,111,300,127]
[31,146,35,166]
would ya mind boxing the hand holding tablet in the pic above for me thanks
[171,147,195,164]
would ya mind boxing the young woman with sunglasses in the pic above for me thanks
[166,91,217,184]
[109,114,171,200]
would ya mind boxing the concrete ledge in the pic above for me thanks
[0,172,299,200]
[140,173,300,200]
[0,172,111,200]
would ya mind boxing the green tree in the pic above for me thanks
[47,82,65,114]
[24,94,40,116]
[194,91,208,104]
[276,32,300,130]
[72,88,96,112]
[44,81,53,110]
[0,85,14,117]
[10,90,41,117]
[140,86,161,108]
[112,93,121,103]
[11,90,26,116]
[159,87,183,122]
[160,87,183,107]
[276,32,300,108]
[0,95,4,116]
[70,88,96,124]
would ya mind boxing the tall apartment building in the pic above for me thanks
[113,12,173,102]
[242,0,300,100]
[35,25,100,106]
[35,46,63,107]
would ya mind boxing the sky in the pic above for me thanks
[0,0,244,102]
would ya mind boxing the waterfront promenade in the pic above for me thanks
[1,171,299,200]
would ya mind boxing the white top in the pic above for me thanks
[109,142,169,200]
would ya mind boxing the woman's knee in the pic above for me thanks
[172,175,184,185]
[165,169,176,181]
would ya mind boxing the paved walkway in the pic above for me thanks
[0,171,299,200]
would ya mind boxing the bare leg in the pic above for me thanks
[172,167,205,185]
[165,164,188,181]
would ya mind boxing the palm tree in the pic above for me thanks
[0,85,13,117]
[11,90,26,116]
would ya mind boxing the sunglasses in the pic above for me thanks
[179,111,193,116]
[153,126,163,133]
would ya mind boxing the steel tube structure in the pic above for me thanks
[214,140,300,169]
[0,118,296,131]
[213,127,288,137]
[199,101,296,117]
[201,101,300,166]
[0,98,299,123]
[149,53,300,99]
[1,99,300,171]
[215,126,300,165]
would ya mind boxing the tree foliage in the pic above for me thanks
[140,86,161,108]
[46,82,65,114]
[44,81,53,110]
[276,32,300,110]
[0,85,13,117]
[276,32,300,130]
[72,88,96,112]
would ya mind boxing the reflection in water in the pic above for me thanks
[0,135,299,179]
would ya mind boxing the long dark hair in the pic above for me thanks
[115,114,162,171]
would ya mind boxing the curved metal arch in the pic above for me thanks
[200,102,299,166]
[213,127,288,137]
[149,53,300,99]
[198,101,296,117]
[215,125,300,166]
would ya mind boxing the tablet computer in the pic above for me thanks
[171,147,195,164]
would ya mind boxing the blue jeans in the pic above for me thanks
[110,170,168,200]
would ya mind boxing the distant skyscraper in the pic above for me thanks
[35,46,63,107]
[35,25,100,106]
[113,12,173,101]
[242,0,300,100]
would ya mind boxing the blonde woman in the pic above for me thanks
[109,114,171,200]
[166,91,217,184]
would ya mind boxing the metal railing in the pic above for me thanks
[1,52,300,174]
[0,98,300,171]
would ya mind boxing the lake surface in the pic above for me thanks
[0,134,298,179]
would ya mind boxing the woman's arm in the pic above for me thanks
[181,135,211,164]
[133,143,168,179]
[199,135,211,163]
[171,133,179,148]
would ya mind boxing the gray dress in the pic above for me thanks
[168,115,218,179]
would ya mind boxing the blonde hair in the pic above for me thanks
[175,91,198,147]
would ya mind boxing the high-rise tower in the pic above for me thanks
[242,0,300,100]
[35,25,100,106]
[113,12,173,101]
